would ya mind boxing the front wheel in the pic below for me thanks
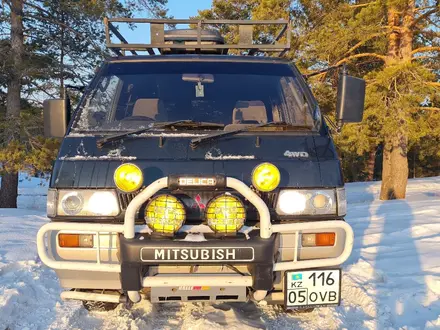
[290,307,315,314]
[78,289,122,312]
[273,305,315,314]
[82,300,120,312]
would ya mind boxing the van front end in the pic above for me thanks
[37,18,365,312]
[37,172,353,310]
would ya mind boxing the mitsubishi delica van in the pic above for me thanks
[37,18,366,312]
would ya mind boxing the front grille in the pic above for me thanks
[263,192,277,209]
[118,192,139,210]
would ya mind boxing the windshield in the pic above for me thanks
[71,61,320,133]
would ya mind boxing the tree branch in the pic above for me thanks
[23,1,53,17]
[23,1,109,60]
[349,2,377,8]
[426,82,440,88]
[412,7,440,27]
[415,5,438,12]
[344,32,386,56]
[412,55,439,61]
[418,107,440,111]
[29,81,57,99]
[336,53,387,65]
[411,46,440,55]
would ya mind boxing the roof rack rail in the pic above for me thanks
[104,18,291,57]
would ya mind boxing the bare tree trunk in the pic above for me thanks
[390,133,409,198]
[59,10,65,98]
[379,1,414,200]
[0,0,24,208]
[366,146,377,181]
[380,137,393,199]
[380,134,409,199]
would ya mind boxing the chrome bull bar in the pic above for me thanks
[37,176,354,273]
[123,177,272,239]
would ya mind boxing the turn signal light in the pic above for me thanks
[58,234,94,248]
[302,233,335,247]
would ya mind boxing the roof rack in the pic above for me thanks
[104,18,291,57]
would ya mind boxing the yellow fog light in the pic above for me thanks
[145,195,185,234]
[114,163,143,192]
[205,194,246,233]
[252,162,280,192]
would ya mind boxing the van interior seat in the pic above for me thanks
[232,100,268,124]
[132,98,160,119]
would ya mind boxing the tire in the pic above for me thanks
[82,300,120,312]
[273,305,315,314]
[78,289,122,312]
[290,307,315,314]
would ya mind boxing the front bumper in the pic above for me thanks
[36,176,354,302]
[119,232,277,291]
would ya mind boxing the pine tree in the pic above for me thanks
[296,0,439,199]
[0,0,25,208]
[0,0,169,208]
[197,0,440,199]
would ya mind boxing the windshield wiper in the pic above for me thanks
[97,120,224,148]
[190,122,295,149]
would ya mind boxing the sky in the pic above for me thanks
[116,0,213,45]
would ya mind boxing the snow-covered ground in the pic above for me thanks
[1,176,440,330]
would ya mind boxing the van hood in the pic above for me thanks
[51,134,343,188]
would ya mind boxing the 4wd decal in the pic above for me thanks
[284,150,309,158]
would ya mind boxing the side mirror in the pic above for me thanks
[336,73,366,128]
[43,99,68,138]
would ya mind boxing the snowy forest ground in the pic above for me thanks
[1,176,440,330]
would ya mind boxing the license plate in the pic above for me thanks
[284,269,341,309]
[140,247,255,262]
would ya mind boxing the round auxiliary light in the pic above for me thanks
[205,194,246,233]
[252,162,281,192]
[145,195,186,234]
[114,163,143,192]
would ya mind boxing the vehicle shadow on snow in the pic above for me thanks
[372,199,438,328]
[343,184,440,329]
[211,302,267,329]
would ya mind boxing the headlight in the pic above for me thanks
[61,192,84,215]
[56,190,120,216]
[114,163,143,192]
[145,195,186,234]
[88,191,120,215]
[205,194,246,233]
[276,189,343,216]
[252,162,280,192]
